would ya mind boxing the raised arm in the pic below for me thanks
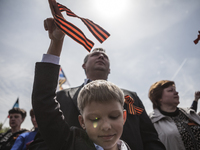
[31,1,69,149]
[191,91,200,112]
[44,0,65,56]
[194,91,200,102]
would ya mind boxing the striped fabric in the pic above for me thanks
[54,3,110,52]
[124,95,144,115]
[194,31,200,44]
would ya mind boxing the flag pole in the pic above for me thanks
[1,116,8,129]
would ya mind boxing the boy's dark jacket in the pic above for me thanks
[31,62,165,150]
[0,129,27,150]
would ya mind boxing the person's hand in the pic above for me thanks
[194,91,200,102]
[44,0,65,41]
[45,0,65,56]
[44,18,64,41]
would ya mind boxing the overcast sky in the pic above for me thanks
[0,0,200,129]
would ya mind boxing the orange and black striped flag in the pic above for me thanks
[54,3,110,52]
[194,31,200,45]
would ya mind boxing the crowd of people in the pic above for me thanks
[0,0,200,150]
[0,87,199,150]
[0,108,38,150]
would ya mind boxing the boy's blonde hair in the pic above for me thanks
[78,80,124,114]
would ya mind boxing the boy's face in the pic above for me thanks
[78,100,126,150]
[9,113,24,129]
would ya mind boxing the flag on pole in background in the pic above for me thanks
[57,67,70,91]
[12,97,19,108]
[7,97,19,119]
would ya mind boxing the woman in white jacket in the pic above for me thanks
[148,80,200,150]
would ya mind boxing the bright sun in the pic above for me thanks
[92,0,130,18]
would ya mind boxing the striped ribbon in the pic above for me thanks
[124,95,144,115]
[194,31,200,44]
[54,3,110,52]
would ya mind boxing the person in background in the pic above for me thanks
[0,108,27,150]
[11,109,38,150]
[149,80,200,150]
[190,91,200,112]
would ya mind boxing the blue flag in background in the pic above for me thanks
[7,98,19,118]
[12,97,19,108]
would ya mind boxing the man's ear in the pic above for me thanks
[123,110,127,125]
[78,115,86,129]
[82,64,86,70]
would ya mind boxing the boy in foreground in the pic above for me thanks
[32,77,130,149]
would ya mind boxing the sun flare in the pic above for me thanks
[92,0,130,18]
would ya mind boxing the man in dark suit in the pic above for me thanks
[30,0,166,149]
